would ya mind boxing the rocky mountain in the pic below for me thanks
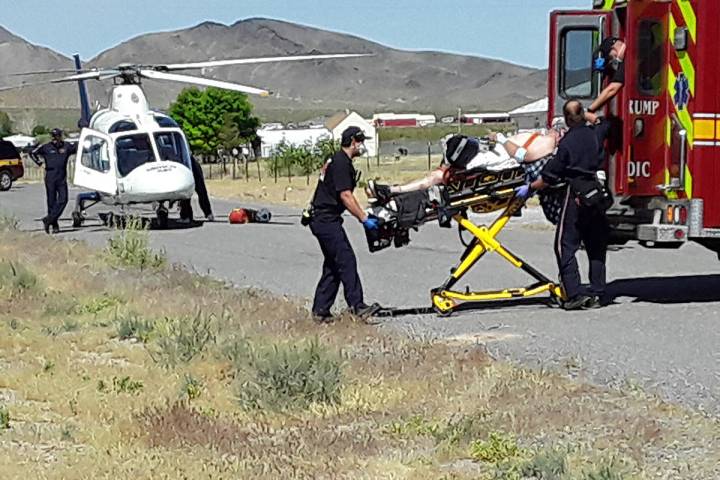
[0,19,547,120]
[0,26,79,110]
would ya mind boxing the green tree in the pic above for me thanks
[0,111,12,137]
[32,125,48,136]
[269,137,340,184]
[169,87,260,157]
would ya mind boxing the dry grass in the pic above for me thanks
[0,229,718,479]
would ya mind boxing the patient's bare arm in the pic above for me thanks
[390,168,447,194]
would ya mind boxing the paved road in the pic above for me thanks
[2,183,719,415]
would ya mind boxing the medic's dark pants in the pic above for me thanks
[45,172,68,226]
[554,186,609,300]
[310,219,364,315]
[179,157,213,219]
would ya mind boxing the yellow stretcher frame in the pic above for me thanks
[430,194,565,315]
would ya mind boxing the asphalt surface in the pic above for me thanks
[2,183,719,415]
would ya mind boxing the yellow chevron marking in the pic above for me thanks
[669,14,696,96]
[602,0,615,11]
[685,165,693,198]
[676,0,697,42]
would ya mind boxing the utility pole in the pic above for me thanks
[457,106,462,134]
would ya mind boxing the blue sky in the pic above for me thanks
[0,0,587,68]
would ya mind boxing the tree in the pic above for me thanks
[169,87,261,157]
[269,137,340,184]
[32,125,49,136]
[0,111,12,137]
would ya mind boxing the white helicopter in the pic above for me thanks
[6,52,369,228]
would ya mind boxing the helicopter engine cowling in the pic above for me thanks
[116,161,195,204]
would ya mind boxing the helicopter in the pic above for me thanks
[4,52,370,228]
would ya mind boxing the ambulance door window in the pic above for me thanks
[637,20,664,96]
[560,28,599,99]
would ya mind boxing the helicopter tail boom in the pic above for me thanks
[73,54,92,128]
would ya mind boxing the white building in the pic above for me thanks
[325,111,377,157]
[509,97,549,130]
[257,126,331,158]
[371,112,436,128]
[3,134,36,149]
[461,112,511,124]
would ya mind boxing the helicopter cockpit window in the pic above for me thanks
[116,133,156,177]
[80,136,111,173]
[109,120,138,133]
[154,116,180,128]
[154,131,191,167]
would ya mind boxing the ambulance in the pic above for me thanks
[548,0,720,256]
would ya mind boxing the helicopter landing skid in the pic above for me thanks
[72,191,101,228]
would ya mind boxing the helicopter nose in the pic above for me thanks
[122,161,195,200]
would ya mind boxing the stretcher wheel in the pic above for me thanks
[432,293,456,315]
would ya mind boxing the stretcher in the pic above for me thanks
[365,165,565,315]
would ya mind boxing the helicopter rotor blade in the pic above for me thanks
[159,53,373,71]
[8,68,90,76]
[50,70,118,83]
[139,70,271,96]
[0,79,58,92]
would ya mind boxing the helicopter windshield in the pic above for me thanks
[116,133,156,177]
[154,131,191,167]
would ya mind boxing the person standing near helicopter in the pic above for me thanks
[30,128,77,234]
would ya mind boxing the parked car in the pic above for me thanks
[0,140,24,191]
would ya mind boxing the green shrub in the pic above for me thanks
[104,217,166,270]
[181,374,203,401]
[469,432,525,464]
[115,311,156,343]
[97,376,144,395]
[76,294,123,315]
[385,412,488,448]
[0,406,9,429]
[0,261,38,294]
[150,310,217,367]
[238,338,343,411]
[519,448,567,479]
[583,459,625,480]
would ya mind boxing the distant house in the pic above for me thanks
[509,98,549,130]
[460,113,510,125]
[325,111,377,157]
[371,112,436,128]
[257,126,331,158]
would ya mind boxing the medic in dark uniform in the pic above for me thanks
[308,126,382,323]
[30,128,77,234]
[587,37,626,118]
[518,100,612,310]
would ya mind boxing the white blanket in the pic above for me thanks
[465,143,520,171]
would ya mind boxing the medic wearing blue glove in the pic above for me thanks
[307,126,383,323]
[514,183,535,201]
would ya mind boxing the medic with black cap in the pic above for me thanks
[30,128,77,234]
[587,36,626,120]
[307,125,382,323]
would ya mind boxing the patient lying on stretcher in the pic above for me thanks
[366,130,561,204]
[362,129,564,252]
